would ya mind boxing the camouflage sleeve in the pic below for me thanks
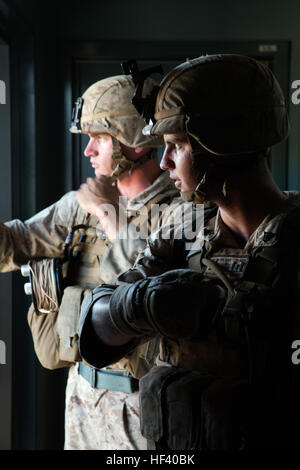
[117,202,207,282]
[0,191,88,272]
[116,224,180,282]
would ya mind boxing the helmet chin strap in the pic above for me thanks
[180,158,216,204]
[180,150,267,203]
[180,174,207,204]
[179,140,216,203]
[107,136,156,183]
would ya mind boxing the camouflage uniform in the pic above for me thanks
[64,173,179,451]
[77,56,298,449]
[0,191,92,272]
[0,171,178,450]
[122,192,300,376]
[0,71,182,449]
[65,365,145,450]
[79,191,300,449]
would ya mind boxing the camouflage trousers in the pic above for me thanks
[64,364,148,450]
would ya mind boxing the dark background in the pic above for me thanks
[0,0,299,450]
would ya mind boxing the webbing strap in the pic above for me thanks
[81,109,136,123]
[78,362,139,393]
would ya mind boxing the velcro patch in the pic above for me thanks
[204,255,249,279]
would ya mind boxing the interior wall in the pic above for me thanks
[0,37,12,452]
[12,0,300,190]
[56,0,300,189]
[0,0,66,450]
[8,0,63,211]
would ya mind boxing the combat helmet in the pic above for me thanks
[146,54,289,156]
[140,54,289,202]
[70,75,163,181]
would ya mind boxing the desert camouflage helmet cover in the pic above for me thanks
[70,75,163,149]
[147,54,289,155]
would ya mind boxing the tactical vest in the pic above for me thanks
[27,214,108,369]
[28,191,175,374]
[158,198,300,384]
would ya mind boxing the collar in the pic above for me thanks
[193,192,300,253]
[126,171,177,213]
[247,192,300,249]
[94,171,177,236]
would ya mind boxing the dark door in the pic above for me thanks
[0,37,12,450]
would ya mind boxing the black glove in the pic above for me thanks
[78,271,226,368]
[109,269,227,339]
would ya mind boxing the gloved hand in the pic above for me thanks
[78,271,227,368]
[109,269,227,339]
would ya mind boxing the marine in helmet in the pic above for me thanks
[66,74,182,451]
[0,74,179,450]
[78,55,300,449]
[72,75,165,242]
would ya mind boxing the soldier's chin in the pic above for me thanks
[94,168,112,179]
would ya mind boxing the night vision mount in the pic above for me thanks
[70,97,84,133]
[121,59,163,125]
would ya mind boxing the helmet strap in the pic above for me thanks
[108,137,156,183]
[180,160,216,204]
[182,149,268,203]
[222,178,228,198]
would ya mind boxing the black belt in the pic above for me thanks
[78,363,139,393]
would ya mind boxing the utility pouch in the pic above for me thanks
[140,365,254,450]
[139,366,214,449]
[56,286,90,363]
[27,286,90,369]
[27,306,68,370]
[125,336,161,379]
[25,220,105,370]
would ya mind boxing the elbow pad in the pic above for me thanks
[109,269,227,339]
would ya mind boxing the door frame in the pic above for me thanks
[0,0,37,450]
